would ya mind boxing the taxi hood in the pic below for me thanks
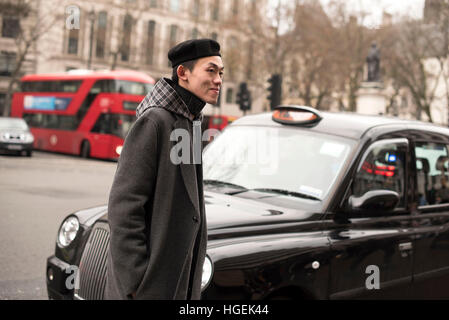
[78,191,321,235]
[203,190,321,235]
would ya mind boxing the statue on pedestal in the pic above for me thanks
[366,42,380,82]
[358,42,386,115]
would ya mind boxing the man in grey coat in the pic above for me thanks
[105,39,223,300]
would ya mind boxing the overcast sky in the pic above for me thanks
[321,0,426,27]
[269,0,426,29]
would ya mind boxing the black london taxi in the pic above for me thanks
[46,106,449,300]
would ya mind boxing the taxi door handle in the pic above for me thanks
[399,242,412,250]
[398,242,413,256]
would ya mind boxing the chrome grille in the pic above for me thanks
[75,223,109,300]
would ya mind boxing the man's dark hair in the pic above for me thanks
[171,59,198,83]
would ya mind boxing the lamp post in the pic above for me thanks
[87,9,95,70]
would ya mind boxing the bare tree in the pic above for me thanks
[381,18,443,122]
[327,0,376,112]
[0,0,62,116]
[427,1,449,121]
[287,0,337,109]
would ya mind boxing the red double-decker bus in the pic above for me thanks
[11,70,155,160]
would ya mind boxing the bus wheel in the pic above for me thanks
[80,141,90,158]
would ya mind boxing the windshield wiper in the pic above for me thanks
[203,179,247,191]
[235,188,321,201]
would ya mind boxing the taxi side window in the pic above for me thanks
[352,141,406,207]
[415,142,449,206]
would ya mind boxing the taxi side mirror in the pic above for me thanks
[348,190,399,213]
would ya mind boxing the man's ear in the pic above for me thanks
[177,65,189,81]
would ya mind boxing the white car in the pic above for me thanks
[0,117,34,156]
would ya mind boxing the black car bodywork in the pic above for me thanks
[46,106,449,300]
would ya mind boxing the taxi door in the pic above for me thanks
[410,137,449,298]
[327,138,415,299]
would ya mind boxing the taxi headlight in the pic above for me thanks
[115,145,123,155]
[201,255,213,291]
[58,216,79,247]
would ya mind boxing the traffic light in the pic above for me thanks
[236,82,251,114]
[267,74,282,110]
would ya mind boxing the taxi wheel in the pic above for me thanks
[80,141,90,158]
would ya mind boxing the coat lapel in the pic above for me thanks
[172,117,200,216]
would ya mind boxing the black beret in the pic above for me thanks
[168,38,221,68]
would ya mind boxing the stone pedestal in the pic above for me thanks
[357,81,386,115]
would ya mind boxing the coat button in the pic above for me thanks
[192,216,199,223]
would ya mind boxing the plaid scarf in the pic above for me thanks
[136,78,203,122]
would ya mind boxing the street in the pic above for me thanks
[0,151,117,299]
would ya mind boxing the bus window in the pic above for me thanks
[114,80,153,95]
[123,101,140,110]
[91,113,135,139]
[89,80,153,96]
[89,80,113,94]
[44,114,59,129]
[59,116,78,130]
[21,80,82,93]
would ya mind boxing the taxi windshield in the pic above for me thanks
[203,126,356,201]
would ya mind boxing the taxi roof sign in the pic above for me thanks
[272,105,322,126]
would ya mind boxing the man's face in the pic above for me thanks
[181,56,224,104]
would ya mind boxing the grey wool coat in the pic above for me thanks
[105,78,207,300]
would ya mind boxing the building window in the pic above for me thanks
[168,24,178,67]
[0,52,16,76]
[67,29,79,55]
[211,32,218,41]
[95,12,107,59]
[227,36,239,79]
[192,0,200,18]
[211,0,219,21]
[226,88,233,104]
[169,25,178,45]
[149,0,157,8]
[232,0,239,17]
[121,14,132,62]
[146,20,156,65]
[1,17,20,38]
[192,28,199,39]
[170,0,180,12]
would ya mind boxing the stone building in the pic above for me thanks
[0,0,269,117]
